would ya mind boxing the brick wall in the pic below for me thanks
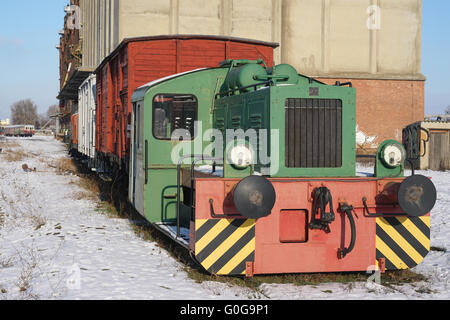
[59,0,81,91]
[318,78,425,152]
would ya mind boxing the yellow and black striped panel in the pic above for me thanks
[195,219,255,275]
[376,216,430,270]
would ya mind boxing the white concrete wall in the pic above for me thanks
[81,0,118,69]
[80,0,422,80]
[281,0,422,79]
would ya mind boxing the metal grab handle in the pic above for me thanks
[209,199,241,219]
[362,197,407,217]
[338,204,357,259]
[145,140,148,184]
[216,80,273,98]
[334,81,353,87]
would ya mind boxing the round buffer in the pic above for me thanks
[398,174,437,217]
[233,175,276,219]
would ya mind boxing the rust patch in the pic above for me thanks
[249,190,263,207]
[405,186,423,205]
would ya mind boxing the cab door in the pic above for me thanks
[130,101,145,215]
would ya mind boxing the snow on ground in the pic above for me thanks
[0,136,448,300]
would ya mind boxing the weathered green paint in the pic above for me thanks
[214,88,271,178]
[268,64,300,85]
[147,169,190,225]
[272,83,356,177]
[214,64,356,178]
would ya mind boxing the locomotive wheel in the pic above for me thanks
[398,174,437,217]
[233,175,276,219]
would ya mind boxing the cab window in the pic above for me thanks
[152,94,197,140]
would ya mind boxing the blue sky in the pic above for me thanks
[0,0,66,120]
[0,1,449,120]
[422,0,450,115]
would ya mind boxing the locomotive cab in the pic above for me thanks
[129,67,230,242]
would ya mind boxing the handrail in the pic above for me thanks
[176,155,221,238]
[209,199,242,219]
[362,197,407,217]
[216,80,274,99]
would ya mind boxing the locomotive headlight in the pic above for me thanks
[381,143,406,168]
[228,144,254,169]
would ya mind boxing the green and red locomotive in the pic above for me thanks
[127,59,436,276]
[68,36,436,276]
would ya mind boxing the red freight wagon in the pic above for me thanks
[94,35,279,174]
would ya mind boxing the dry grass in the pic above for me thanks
[50,157,78,175]
[45,157,78,175]
[45,156,100,200]
[0,210,4,228]
[14,245,40,299]
[130,222,157,242]
[183,266,426,291]
[0,254,14,268]
[95,202,121,218]
[0,139,24,162]
[3,150,27,162]
[73,190,98,201]
[30,214,47,231]
[0,139,20,149]
[70,174,100,201]
[17,265,35,292]
[75,175,100,194]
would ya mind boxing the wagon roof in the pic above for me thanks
[95,34,279,73]
[131,68,211,102]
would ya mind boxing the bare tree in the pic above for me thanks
[46,104,59,118]
[445,105,450,115]
[36,114,48,129]
[36,105,59,129]
[10,99,38,125]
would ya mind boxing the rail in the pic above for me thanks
[216,80,274,99]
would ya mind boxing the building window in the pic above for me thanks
[153,94,198,140]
